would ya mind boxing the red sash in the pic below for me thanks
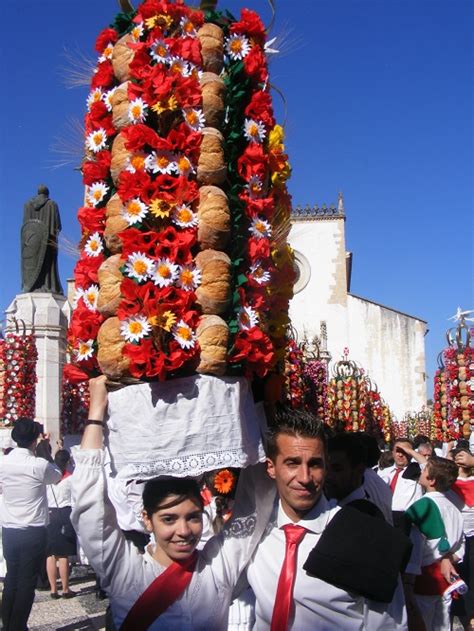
[414,561,448,596]
[120,551,198,631]
[452,479,474,508]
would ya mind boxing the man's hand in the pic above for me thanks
[455,451,474,469]
[440,557,458,583]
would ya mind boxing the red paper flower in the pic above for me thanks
[243,46,268,84]
[82,151,112,187]
[95,27,118,54]
[229,327,275,378]
[91,61,115,90]
[230,9,266,45]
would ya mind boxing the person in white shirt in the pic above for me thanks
[378,437,426,531]
[0,418,61,631]
[71,376,275,630]
[245,408,408,630]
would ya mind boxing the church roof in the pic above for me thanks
[292,192,345,221]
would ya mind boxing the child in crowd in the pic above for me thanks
[406,456,464,631]
[448,448,474,631]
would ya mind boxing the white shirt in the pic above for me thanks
[47,473,72,509]
[246,497,407,630]
[379,464,423,512]
[70,448,276,630]
[363,467,394,523]
[0,448,61,528]
[446,477,474,537]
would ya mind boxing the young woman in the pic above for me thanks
[71,376,275,630]
[46,449,77,599]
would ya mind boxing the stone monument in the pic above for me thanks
[5,186,70,447]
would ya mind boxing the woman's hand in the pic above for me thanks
[88,375,108,422]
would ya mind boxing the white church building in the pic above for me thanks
[289,194,427,420]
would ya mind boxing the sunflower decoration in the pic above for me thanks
[213,468,237,496]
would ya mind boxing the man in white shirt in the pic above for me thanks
[246,408,407,630]
[0,418,61,631]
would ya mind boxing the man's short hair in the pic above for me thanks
[11,418,41,448]
[413,434,431,450]
[328,433,366,468]
[426,456,458,492]
[266,405,327,461]
[392,437,413,449]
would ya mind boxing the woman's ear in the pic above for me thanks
[142,510,154,533]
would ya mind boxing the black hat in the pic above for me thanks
[11,418,41,447]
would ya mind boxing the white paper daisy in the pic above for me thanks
[75,339,95,361]
[98,42,114,63]
[86,88,103,112]
[128,98,148,124]
[249,261,271,285]
[182,108,205,132]
[151,258,179,287]
[125,252,155,282]
[72,288,84,308]
[82,284,100,311]
[125,151,147,173]
[177,265,201,291]
[249,217,272,239]
[103,87,117,112]
[244,118,266,144]
[85,128,108,153]
[131,22,144,41]
[180,16,197,37]
[172,204,198,228]
[172,320,197,349]
[174,154,194,177]
[84,232,104,257]
[144,150,177,175]
[247,175,264,198]
[238,306,259,330]
[120,315,151,343]
[169,56,189,76]
[86,182,109,207]
[150,39,170,63]
[225,33,251,60]
[122,198,149,225]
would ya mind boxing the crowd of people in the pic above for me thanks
[0,375,473,631]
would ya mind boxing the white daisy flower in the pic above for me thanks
[72,288,84,308]
[145,150,177,175]
[103,87,117,112]
[177,265,201,291]
[180,16,197,37]
[238,306,259,330]
[125,151,147,173]
[182,108,205,132]
[84,232,104,257]
[172,320,197,349]
[130,21,144,41]
[249,261,271,285]
[172,204,198,228]
[151,258,179,287]
[169,56,189,76]
[75,339,95,361]
[175,154,194,177]
[98,42,115,63]
[121,198,149,225]
[86,88,103,111]
[85,128,108,153]
[247,175,264,198]
[82,284,100,311]
[249,217,272,239]
[120,315,151,343]
[186,62,202,81]
[150,39,170,63]
[128,98,148,124]
[86,182,109,207]
[225,33,251,60]
[244,118,266,144]
[125,252,155,282]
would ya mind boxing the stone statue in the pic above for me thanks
[21,185,63,294]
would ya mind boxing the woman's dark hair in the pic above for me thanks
[54,449,71,473]
[142,477,204,518]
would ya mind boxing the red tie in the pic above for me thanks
[270,524,307,631]
[390,467,403,493]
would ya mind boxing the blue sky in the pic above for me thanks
[0,0,472,399]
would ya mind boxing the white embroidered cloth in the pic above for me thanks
[105,375,266,480]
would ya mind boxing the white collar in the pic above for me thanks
[277,495,338,534]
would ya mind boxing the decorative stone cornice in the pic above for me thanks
[291,192,346,221]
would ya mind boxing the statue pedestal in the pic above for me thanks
[5,293,71,446]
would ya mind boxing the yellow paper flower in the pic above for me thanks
[149,198,172,219]
[148,310,177,332]
[268,125,285,150]
[151,95,178,114]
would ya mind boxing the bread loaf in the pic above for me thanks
[195,249,231,314]
[111,82,131,131]
[111,34,134,83]
[197,185,230,250]
[97,254,123,316]
[196,315,229,375]
[200,73,225,129]
[97,317,130,379]
[104,194,128,253]
[197,128,226,185]
[197,23,224,74]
